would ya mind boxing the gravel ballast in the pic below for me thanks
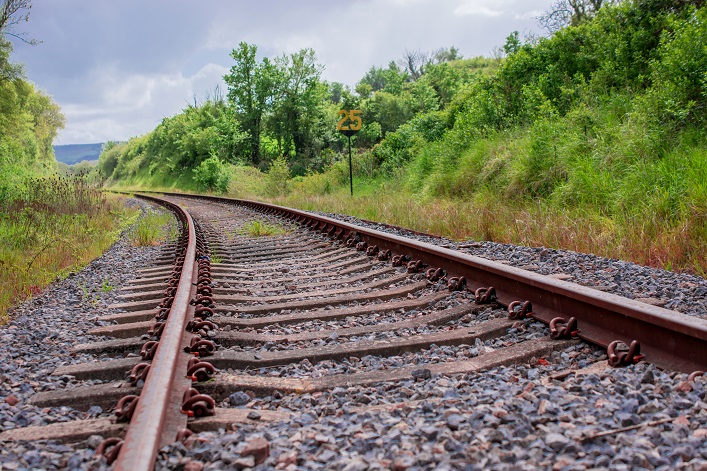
[316,212,707,318]
[2,197,706,470]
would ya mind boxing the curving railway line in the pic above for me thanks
[1,192,707,470]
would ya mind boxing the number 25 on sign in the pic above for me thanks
[337,110,362,196]
[337,109,362,136]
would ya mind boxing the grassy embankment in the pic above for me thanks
[106,117,707,277]
[269,122,707,276]
[102,111,707,276]
[0,177,139,323]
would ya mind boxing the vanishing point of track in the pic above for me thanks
[1,192,706,470]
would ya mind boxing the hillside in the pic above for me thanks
[53,143,104,165]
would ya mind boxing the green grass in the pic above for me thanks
[265,113,707,276]
[96,93,707,276]
[130,211,174,247]
[100,278,114,293]
[210,254,223,264]
[0,177,137,323]
[240,220,288,237]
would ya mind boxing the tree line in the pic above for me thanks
[0,0,65,202]
[97,43,488,185]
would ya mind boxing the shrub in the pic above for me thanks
[192,154,231,193]
[265,156,291,196]
[647,7,707,125]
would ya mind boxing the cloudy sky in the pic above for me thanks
[11,0,554,145]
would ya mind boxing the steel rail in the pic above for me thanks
[145,191,707,373]
[113,196,197,471]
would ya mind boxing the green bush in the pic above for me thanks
[647,6,707,125]
[265,156,290,196]
[192,154,231,193]
[228,165,267,198]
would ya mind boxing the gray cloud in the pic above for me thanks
[10,0,553,144]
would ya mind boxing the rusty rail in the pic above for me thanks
[140,192,707,374]
[112,196,197,471]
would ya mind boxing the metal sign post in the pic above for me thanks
[347,135,353,196]
[336,109,362,196]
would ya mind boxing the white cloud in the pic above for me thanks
[454,4,505,17]
[55,63,229,145]
[515,9,546,20]
[454,0,505,17]
[454,0,552,18]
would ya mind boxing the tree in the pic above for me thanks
[431,46,463,63]
[400,49,429,81]
[269,48,326,165]
[0,0,38,45]
[223,42,278,166]
[0,37,22,82]
[538,0,613,32]
[192,153,231,193]
[503,31,522,55]
[398,47,464,81]
[328,82,345,104]
[26,87,65,163]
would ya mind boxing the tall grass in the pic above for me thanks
[130,212,174,246]
[0,176,136,323]
[271,187,707,276]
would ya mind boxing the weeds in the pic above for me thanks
[0,176,132,323]
[130,212,173,246]
[100,278,114,293]
[77,282,90,301]
[241,220,287,237]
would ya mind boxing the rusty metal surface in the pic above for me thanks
[150,192,707,373]
[113,199,197,471]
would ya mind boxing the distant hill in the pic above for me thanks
[53,143,104,165]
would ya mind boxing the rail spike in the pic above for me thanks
[95,438,123,465]
[508,301,533,320]
[549,317,579,340]
[607,340,645,367]
[180,388,216,418]
[447,276,467,292]
[474,287,496,304]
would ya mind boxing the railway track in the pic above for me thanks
[1,192,707,470]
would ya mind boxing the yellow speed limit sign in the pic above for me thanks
[337,109,362,136]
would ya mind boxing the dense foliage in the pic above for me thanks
[1,0,65,200]
[0,1,133,321]
[0,35,65,202]
[0,175,126,321]
[102,0,707,193]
